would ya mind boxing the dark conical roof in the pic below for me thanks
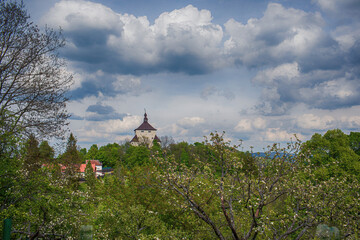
[135,113,157,131]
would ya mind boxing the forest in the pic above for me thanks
[0,1,359,239]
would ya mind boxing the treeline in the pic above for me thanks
[1,129,359,239]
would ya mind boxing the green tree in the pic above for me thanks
[60,133,82,187]
[79,147,87,162]
[85,144,98,160]
[23,134,41,172]
[301,129,360,180]
[154,132,360,239]
[124,145,150,168]
[39,140,55,163]
[85,161,96,188]
[95,143,123,167]
[349,132,360,156]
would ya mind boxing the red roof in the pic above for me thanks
[79,160,102,173]
[79,163,96,173]
[43,160,102,173]
[87,160,102,166]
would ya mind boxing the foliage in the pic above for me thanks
[1,126,359,239]
[349,132,360,156]
[39,140,55,163]
[85,160,96,188]
[301,129,360,180]
[95,143,124,168]
[22,134,41,172]
[1,134,87,239]
[123,145,151,168]
[85,144,98,160]
[59,133,83,188]
[154,131,360,239]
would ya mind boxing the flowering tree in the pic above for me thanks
[154,132,360,239]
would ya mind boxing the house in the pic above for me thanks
[79,160,103,178]
[43,160,110,179]
[130,112,161,147]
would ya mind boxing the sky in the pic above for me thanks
[24,0,360,151]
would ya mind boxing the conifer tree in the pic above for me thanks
[23,134,41,172]
[61,133,82,186]
[85,161,96,188]
[39,141,55,163]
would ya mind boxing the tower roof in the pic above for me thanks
[135,112,157,131]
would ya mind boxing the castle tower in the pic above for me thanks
[130,112,161,147]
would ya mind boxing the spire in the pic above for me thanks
[134,111,156,131]
[144,110,148,122]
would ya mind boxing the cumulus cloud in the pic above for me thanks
[297,114,335,130]
[98,115,142,133]
[313,0,360,20]
[44,1,223,75]
[264,128,303,142]
[84,103,127,121]
[224,3,342,71]
[234,118,266,132]
[252,63,360,115]
[43,1,360,123]
[341,115,360,129]
[220,3,360,115]
[68,71,146,100]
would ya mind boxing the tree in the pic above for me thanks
[301,129,360,180]
[124,145,150,168]
[0,1,72,138]
[160,135,175,149]
[39,140,54,163]
[85,144,98,160]
[85,160,96,188]
[60,133,82,187]
[154,132,360,239]
[23,134,40,172]
[349,132,360,156]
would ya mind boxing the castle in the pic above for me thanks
[130,112,161,147]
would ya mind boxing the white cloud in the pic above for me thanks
[332,24,360,51]
[44,1,223,74]
[234,119,252,132]
[252,62,300,84]
[341,116,360,129]
[234,117,266,132]
[297,114,335,130]
[44,0,122,31]
[313,0,360,16]
[264,128,303,142]
[224,3,327,68]
[99,115,142,133]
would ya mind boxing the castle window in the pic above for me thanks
[148,131,151,133]
[141,130,144,132]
